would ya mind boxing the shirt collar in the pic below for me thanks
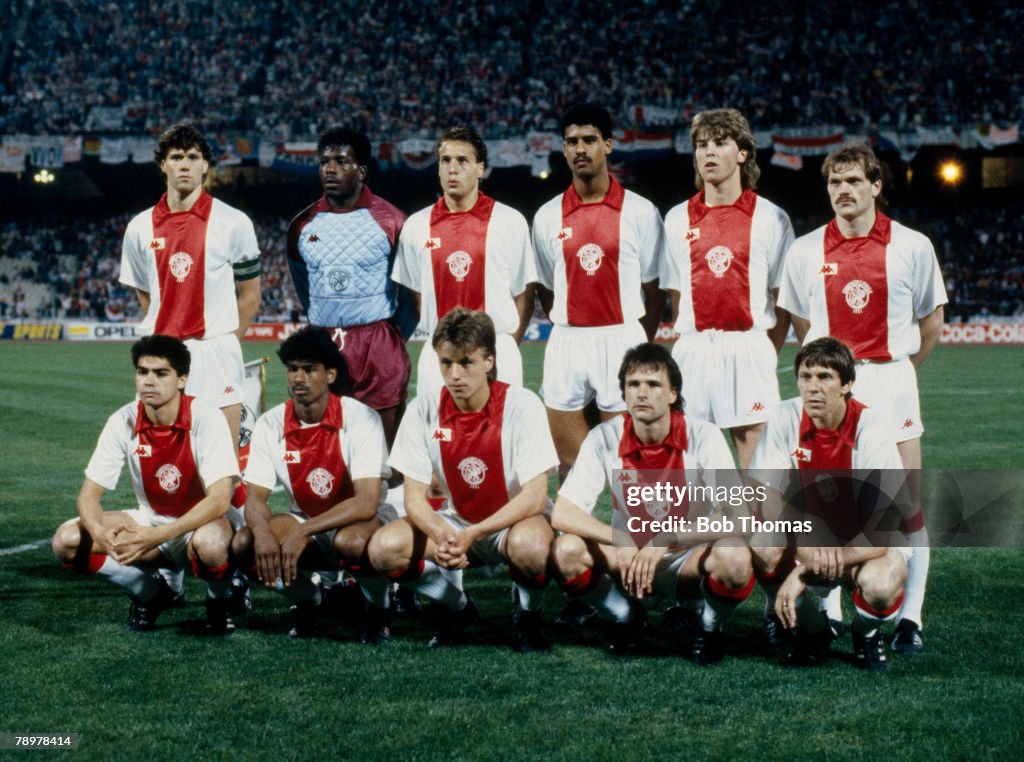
[152,190,213,225]
[134,394,193,435]
[687,188,757,225]
[824,210,892,253]
[430,192,495,225]
[313,184,375,215]
[562,175,625,217]
[798,397,862,448]
[618,409,689,458]
[439,383,502,426]
[285,393,343,435]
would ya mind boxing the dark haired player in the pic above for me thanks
[660,108,794,470]
[236,326,394,641]
[120,122,261,464]
[394,124,535,398]
[532,103,665,482]
[52,335,240,634]
[369,309,557,653]
[748,337,910,672]
[287,126,410,446]
[779,142,946,653]
[550,343,753,662]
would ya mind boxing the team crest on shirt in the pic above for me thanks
[168,252,193,282]
[432,428,452,442]
[306,468,334,498]
[134,444,152,458]
[446,251,473,282]
[705,246,733,277]
[149,238,165,250]
[842,280,872,313]
[425,237,441,250]
[458,457,488,488]
[328,269,351,293]
[283,450,301,464]
[685,228,700,242]
[577,243,604,276]
[814,474,838,503]
[792,447,812,463]
[556,227,573,242]
[156,464,182,493]
[819,263,839,276]
[644,498,671,520]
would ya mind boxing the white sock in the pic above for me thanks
[401,561,467,611]
[513,581,544,612]
[357,575,391,609]
[823,586,844,622]
[275,575,322,605]
[159,567,185,595]
[900,534,929,628]
[96,556,156,599]
[578,572,634,623]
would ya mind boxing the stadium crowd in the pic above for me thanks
[1,0,1020,138]
[2,206,1020,324]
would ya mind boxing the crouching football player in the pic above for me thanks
[748,337,911,671]
[550,343,755,662]
[369,308,558,653]
[234,326,395,642]
[52,335,241,634]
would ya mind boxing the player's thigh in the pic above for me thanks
[184,334,244,408]
[368,517,436,567]
[672,336,715,421]
[592,322,646,412]
[852,360,922,441]
[333,517,383,561]
[188,517,234,560]
[541,325,593,411]
[53,511,140,555]
[498,514,553,565]
[495,333,524,387]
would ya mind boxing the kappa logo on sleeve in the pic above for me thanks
[819,263,839,276]
[432,427,452,442]
[283,450,301,464]
[134,444,152,457]
[792,447,812,463]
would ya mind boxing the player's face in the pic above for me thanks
[438,140,484,202]
[319,145,366,203]
[797,362,852,427]
[160,146,208,196]
[827,162,881,221]
[436,342,494,408]
[135,356,186,410]
[623,365,678,425]
[563,124,611,182]
[286,360,337,407]
[695,134,747,188]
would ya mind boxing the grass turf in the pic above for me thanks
[1,341,1022,760]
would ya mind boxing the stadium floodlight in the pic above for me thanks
[538,169,551,180]
[939,160,963,185]
[33,169,55,184]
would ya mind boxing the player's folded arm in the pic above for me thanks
[296,476,381,537]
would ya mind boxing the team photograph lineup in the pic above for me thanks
[47,105,949,674]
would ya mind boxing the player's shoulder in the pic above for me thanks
[888,218,935,251]
[622,187,661,218]
[402,205,432,231]
[190,395,228,426]
[491,199,529,227]
[503,383,545,414]
[107,399,141,432]
[533,193,563,223]
[663,197,693,229]
[767,398,803,427]
[209,196,254,226]
[789,224,828,255]
[588,415,626,450]
[368,190,407,223]
[125,205,155,230]
[752,193,792,223]
[254,401,287,432]
[340,394,383,425]
[685,414,731,448]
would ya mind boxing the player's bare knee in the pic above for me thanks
[334,529,372,567]
[552,533,588,579]
[858,560,905,609]
[52,518,82,562]
[506,520,554,574]
[191,521,232,567]
[231,526,253,558]
[368,523,411,573]
[750,544,782,576]
[708,543,753,588]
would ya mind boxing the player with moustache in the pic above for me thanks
[532,103,665,483]
[550,343,755,663]
[52,336,240,634]
[778,143,946,653]
[234,327,395,642]
[394,124,535,399]
[288,127,410,447]
[660,108,795,470]
[748,337,911,672]
[368,309,558,653]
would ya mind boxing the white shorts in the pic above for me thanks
[125,505,193,568]
[286,502,400,561]
[436,508,509,567]
[542,322,647,412]
[184,333,244,408]
[671,330,779,428]
[416,332,523,400]
[851,359,922,442]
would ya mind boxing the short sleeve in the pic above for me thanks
[557,429,609,515]
[387,396,435,485]
[510,390,558,485]
[243,412,280,491]
[343,399,391,481]
[84,411,130,491]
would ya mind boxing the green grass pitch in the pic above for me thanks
[1,340,1022,759]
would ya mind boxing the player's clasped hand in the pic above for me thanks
[624,546,663,599]
[110,524,156,566]
[435,531,472,569]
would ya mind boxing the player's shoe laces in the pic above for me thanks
[288,597,321,639]
[127,576,179,632]
[427,597,479,648]
[783,626,834,668]
[554,598,598,628]
[763,612,790,647]
[358,606,392,646]
[691,629,726,666]
[513,608,550,655]
[891,619,924,654]
[853,630,889,673]
[204,594,236,637]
